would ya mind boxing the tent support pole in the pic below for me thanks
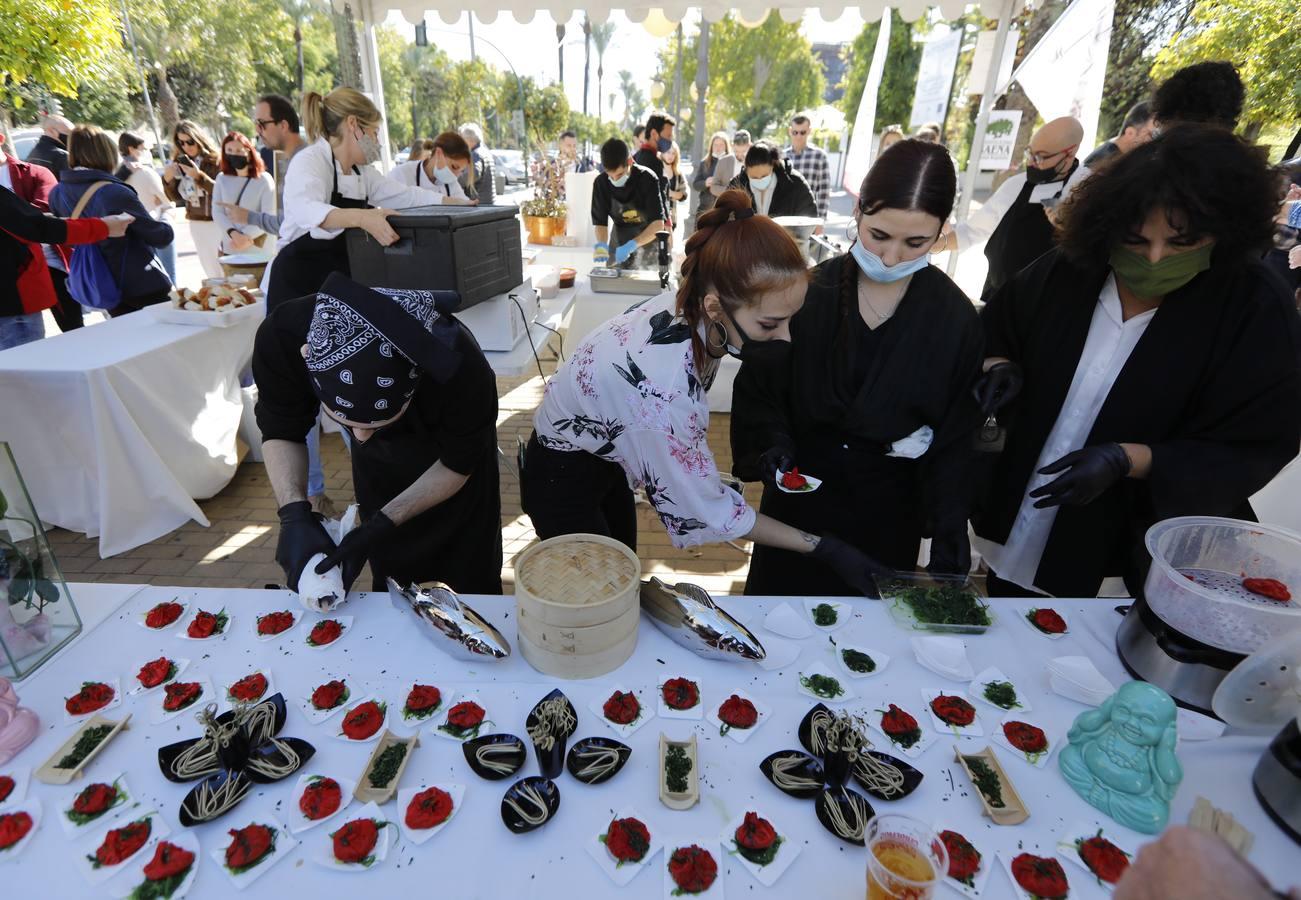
[954,0,1015,238]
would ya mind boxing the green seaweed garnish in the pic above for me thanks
[812,603,838,626]
[57,724,113,769]
[891,583,991,628]
[982,680,1020,710]
[800,672,845,699]
[665,744,692,793]
[735,835,784,866]
[841,648,876,673]
[963,756,1005,808]
[367,742,408,788]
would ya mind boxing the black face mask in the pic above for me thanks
[1025,162,1064,185]
[720,303,792,365]
[224,154,249,170]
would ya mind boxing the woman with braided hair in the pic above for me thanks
[731,139,984,595]
[521,189,884,594]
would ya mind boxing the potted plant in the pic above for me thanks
[520,155,567,245]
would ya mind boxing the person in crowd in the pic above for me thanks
[1115,827,1300,900]
[522,189,884,595]
[690,131,731,225]
[1,130,83,335]
[710,129,751,202]
[1084,101,1155,168]
[970,125,1301,599]
[407,139,431,163]
[219,94,306,243]
[913,125,941,143]
[731,140,982,594]
[661,141,687,234]
[459,122,495,205]
[49,126,174,317]
[253,273,502,596]
[212,131,277,255]
[785,113,831,222]
[590,137,666,269]
[388,131,475,205]
[0,168,132,349]
[635,111,676,205]
[25,114,70,178]
[932,116,1090,298]
[1151,60,1243,131]
[1267,172,1301,296]
[162,121,223,278]
[265,87,446,309]
[558,129,594,174]
[632,124,645,147]
[729,140,818,219]
[116,132,175,284]
[877,124,905,158]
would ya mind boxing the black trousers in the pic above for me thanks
[48,268,83,332]
[519,432,637,552]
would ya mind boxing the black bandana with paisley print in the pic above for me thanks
[305,273,462,425]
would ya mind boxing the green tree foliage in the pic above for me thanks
[1097,0,1192,138]
[375,25,413,147]
[0,0,124,114]
[617,70,647,132]
[497,77,569,149]
[839,11,925,132]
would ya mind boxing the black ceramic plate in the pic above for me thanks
[178,769,252,826]
[158,737,219,783]
[500,776,560,834]
[527,688,578,740]
[853,751,924,801]
[566,736,632,784]
[797,703,833,756]
[463,733,527,781]
[759,749,825,800]
[815,786,875,846]
[527,689,578,779]
[242,737,315,784]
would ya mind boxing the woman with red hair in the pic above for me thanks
[213,130,277,254]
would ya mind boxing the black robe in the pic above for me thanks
[253,296,504,594]
[731,255,984,594]
[975,250,1301,597]
[729,163,818,219]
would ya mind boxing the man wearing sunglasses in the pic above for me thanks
[784,114,830,224]
[935,116,1090,298]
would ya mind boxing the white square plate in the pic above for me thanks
[867,703,938,759]
[763,603,811,639]
[303,615,354,651]
[75,809,170,884]
[705,690,770,744]
[775,468,821,493]
[656,674,704,720]
[108,830,201,900]
[1055,820,1135,892]
[62,677,122,724]
[991,713,1059,769]
[1018,605,1071,639]
[394,685,456,730]
[921,688,985,737]
[932,825,995,898]
[209,816,297,890]
[796,662,856,704]
[332,697,388,743]
[998,851,1074,900]
[755,636,801,672]
[970,666,1033,713]
[149,677,215,725]
[430,694,494,742]
[311,802,393,871]
[57,773,136,836]
[224,669,275,707]
[804,598,852,632]
[136,599,188,633]
[286,773,357,834]
[0,800,41,863]
[300,678,355,724]
[252,609,300,642]
[586,807,663,887]
[174,607,232,641]
[128,656,190,696]
[662,838,725,899]
[831,640,889,680]
[589,684,655,738]
[719,811,802,887]
[396,783,465,846]
[0,766,30,810]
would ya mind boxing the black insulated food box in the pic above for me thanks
[345,204,523,311]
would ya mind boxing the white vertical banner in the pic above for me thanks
[909,28,962,129]
[979,110,1023,169]
[1011,0,1115,154]
[967,29,1019,96]
[841,11,892,198]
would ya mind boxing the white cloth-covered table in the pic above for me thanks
[0,311,260,557]
[4,585,1293,898]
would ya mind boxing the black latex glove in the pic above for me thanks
[972,361,1024,416]
[1029,443,1131,508]
[927,529,972,576]
[314,510,397,590]
[810,534,890,598]
[275,501,336,594]
[757,445,796,488]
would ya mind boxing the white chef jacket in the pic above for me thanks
[387,160,469,203]
[975,274,1155,592]
[952,165,1092,251]
[277,139,435,245]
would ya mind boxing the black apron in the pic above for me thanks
[606,192,658,270]
[981,163,1077,299]
[266,160,370,312]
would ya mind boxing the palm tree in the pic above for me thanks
[279,0,319,100]
[617,69,645,132]
[581,16,592,116]
[592,22,617,121]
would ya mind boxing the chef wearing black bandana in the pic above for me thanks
[253,272,503,595]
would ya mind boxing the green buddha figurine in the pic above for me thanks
[1058,681,1182,834]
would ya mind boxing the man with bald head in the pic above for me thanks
[936,115,1090,297]
[27,114,71,178]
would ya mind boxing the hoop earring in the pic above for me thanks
[707,320,728,349]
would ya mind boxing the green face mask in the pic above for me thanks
[1109,243,1213,299]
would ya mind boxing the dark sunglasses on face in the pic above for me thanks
[178,138,198,148]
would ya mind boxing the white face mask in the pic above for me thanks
[711,149,725,159]
[356,129,381,165]
[432,164,457,185]
[749,173,774,191]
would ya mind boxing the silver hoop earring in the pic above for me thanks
[708,320,728,348]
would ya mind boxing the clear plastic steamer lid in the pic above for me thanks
[1143,516,1301,655]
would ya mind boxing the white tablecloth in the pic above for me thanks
[4,585,1293,898]
[0,311,260,557]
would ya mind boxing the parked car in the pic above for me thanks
[493,149,527,185]
[6,128,43,161]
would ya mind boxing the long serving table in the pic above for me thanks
[4,583,1293,898]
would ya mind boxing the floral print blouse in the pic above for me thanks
[535,291,756,547]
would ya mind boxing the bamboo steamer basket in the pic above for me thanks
[515,533,641,678]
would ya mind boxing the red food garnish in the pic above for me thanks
[257,610,295,635]
[718,694,758,729]
[341,701,384,740]
[0,776,13,805]
[930,694,976,727]
[144,602,184,629]
[136,657,174,689]
[73,782,117,817]
[446,701,485,730]
[661,677,699,711]
[604,816,651,863]
[311,679,348,710]
[225,823,273,871]
[780,467,808,490]
[881,703,921,747]
[668,844,718,894]
[404,684,442,713]
[308,619,344,646]
[735,811,777,851]
[142,841,195,881]
[163,681,203,712]
[65,681,115,716]
[1011,852,1069,899]
[93,819,152,867]
[405,786,454,830]
[187,610,221,639]
[332,818,378,864]
[0,811,34,850]
[940,830,982,885]
[229,673,269,703]
[1029,608,1068,634]
[1004,720,1049,754]
[1078,833,1130,884]
[299,777,342,821]
[1243,577,1292,603]
[603,690,641,725]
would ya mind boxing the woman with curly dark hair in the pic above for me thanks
[1151,60,1244,131]
[971,124,1301,598]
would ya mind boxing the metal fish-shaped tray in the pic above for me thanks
[639,577,766,662]
[387,579,512,661]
